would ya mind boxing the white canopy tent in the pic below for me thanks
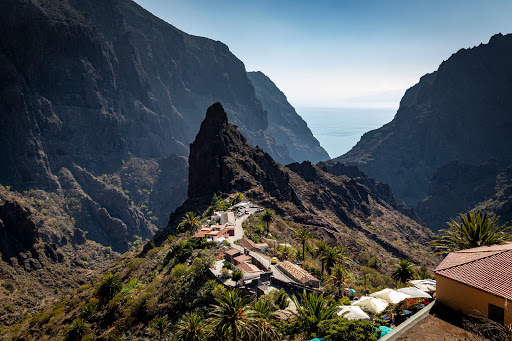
[338,305,370,320]
[409,279,436,293]
[371,288,411,304]
[397,287,432,299]
[352,296,389,314]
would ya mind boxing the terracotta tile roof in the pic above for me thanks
[233,254,252,264]
[277,260,320,285]
[193,231,208,238]
[239,238,257,250]
[235,262,261,273]
[435,243,512,300]
[225,249,240,256]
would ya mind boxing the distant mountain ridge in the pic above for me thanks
[332,33,512,212]
[247,71,330,163]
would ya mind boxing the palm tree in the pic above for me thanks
[314,240,330,274]
[294,227,312,263]
[178,212,200,233]
[431,211,512,254]
[322,246,351,275]
[174,312,204,341]
[392,258,415,284]
[150,315,170,339]
[96,273,122,303]
[252,300,280,341]
[290,291,338,338]
[325,264,353,297]
[260,209,275,237]
[66,318,89,341]
[208,289,256,341]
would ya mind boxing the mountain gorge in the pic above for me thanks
[0,0,328,326]
[333,33,512,229]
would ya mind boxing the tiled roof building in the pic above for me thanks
[277,260,322,288]
[435,243,512,326]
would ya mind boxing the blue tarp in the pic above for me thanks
[377,326,393,338]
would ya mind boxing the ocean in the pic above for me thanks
[298,106,397,159]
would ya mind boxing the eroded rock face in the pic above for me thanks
[247,71,330,163]
[332,33,512,207]
[415,159,512,231]
[0,200,38,255]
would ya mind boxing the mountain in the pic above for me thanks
[160,103,435,267]
[0,0,325,326]
[0,0,331,246]
[332,33,512,208]
[247,71,330,163]
[5,103,437,340]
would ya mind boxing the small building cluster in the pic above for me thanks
[193,211,235,242]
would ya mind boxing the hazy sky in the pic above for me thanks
[133,0,511,110]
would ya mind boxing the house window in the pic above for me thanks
[488,303,504,325]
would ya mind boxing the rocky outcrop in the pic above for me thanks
[332,33,512,207]
[166,103,435,267]
[247,71,330,163]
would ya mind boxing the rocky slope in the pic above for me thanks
[0,185,116,328]
[416,160,512,231]
[163,103,435,267]
[332,33,512,208]
[247,71,330,163]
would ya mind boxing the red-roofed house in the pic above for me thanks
[435,243,512,326]
[233,254,252,265]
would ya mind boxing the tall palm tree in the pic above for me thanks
[392,258,415,284]
[260,209,275,237]
[251,300,280,341]
[178,211,200,233]
[325,264,353,297]
[174,312,204,341]
[431,211,512,254]
[314,240,330,274]
[294,227,312,263]
[290,291,338,338]
[322,246,351,275]
[208,289,256,341]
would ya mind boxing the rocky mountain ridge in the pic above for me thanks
[247,71,330,163]
[333,33,512,211]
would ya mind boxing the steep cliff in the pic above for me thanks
[332,33,512,207]
[0,0,313,244]
[247,71,330,163]
[166,103,435,267]
[416,160,512,231]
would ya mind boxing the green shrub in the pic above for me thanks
[65,318,89,341]
[338,296,351,306]
[223,261,234,270]
[231,269,243,282]
[318,317,378,341]
[95,274,122,303]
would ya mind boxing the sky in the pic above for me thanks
[132,0,512,110]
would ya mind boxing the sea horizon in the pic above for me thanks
[298,106,397,159]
